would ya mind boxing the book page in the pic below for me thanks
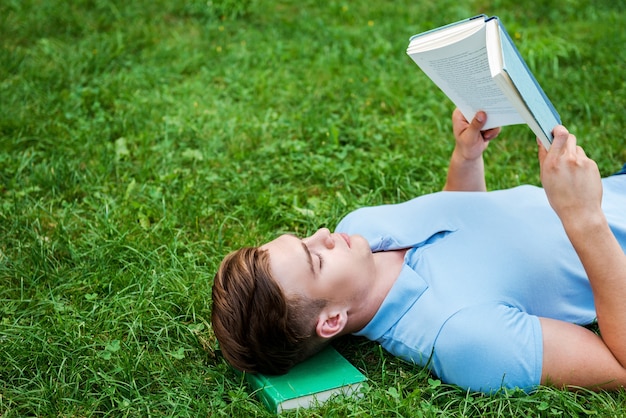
[408,23,524,129]
[407,17,484,53]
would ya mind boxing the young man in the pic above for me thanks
[211,109,626,393]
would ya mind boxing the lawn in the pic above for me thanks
[1,0,626,416]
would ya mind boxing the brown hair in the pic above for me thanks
[211,246,327,374]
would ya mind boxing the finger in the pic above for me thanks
[452,108,468,123]
[549,125,571,152]
[482,127,501,141]
[537,137,548,167]
[451,108,470,136]
[452,108,469,129]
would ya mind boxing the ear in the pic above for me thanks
[315,309,348,340]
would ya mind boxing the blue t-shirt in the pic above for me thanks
[335,175,626,393]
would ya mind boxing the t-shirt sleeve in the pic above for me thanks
[431,303,543,393]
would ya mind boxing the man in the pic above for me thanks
[211,109,626,393]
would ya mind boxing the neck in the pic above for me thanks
[346,248,407,334]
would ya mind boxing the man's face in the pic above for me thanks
[260,228,375,304]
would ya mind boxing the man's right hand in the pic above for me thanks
[537,125,603,225]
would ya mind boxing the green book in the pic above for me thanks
[243,346,367,413]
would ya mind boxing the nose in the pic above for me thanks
[306,228,335,249]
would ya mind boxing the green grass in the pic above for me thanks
[2,0,626,416]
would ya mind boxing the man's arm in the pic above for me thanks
[444,109,501,192]
[538,126,626,388]
[540,317,626,390]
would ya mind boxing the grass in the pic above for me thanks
[1,0,626,416]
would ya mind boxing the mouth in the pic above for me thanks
[339,233,351,248]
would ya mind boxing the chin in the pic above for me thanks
[351,234,370,249]
[354,236,374,260]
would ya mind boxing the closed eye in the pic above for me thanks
[301,241,315,277]
[316,253,323,270]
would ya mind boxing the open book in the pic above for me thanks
[406,15,560,149]
[243,346,366,413]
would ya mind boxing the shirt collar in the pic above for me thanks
[353,251,429,340]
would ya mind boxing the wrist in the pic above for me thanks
[559,208,608,240]
[451,147,483,165]
[445,149,486,192]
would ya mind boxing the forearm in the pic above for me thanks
[443,149,486,191]
[537,124,626,385]
[562,211,626,366]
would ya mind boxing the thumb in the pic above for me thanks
[469,111,488,133]
[538,125,572,173]
[550,125,570,152]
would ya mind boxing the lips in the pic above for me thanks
[339,233,351,248]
